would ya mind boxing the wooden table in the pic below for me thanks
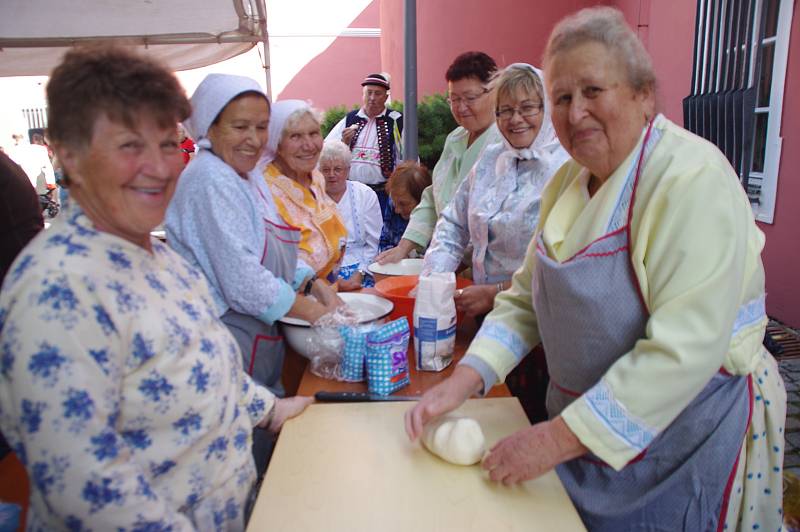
[282,302,510,398]
[247,398,585,531]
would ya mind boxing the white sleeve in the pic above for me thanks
[360,185,383,267]
[325,117,348,144]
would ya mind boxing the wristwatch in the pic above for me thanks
[303,274,318,296]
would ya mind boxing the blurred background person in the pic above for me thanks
[320,140,382,290]
[6,131,58,216]
[0,152,43,283]
[178,123,195,165]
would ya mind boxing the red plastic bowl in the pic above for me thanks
[374,275,473,332]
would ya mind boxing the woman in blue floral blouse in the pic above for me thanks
[0,47,311,531]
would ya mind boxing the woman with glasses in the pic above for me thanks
[420,64,568,318]
[407,7,784,530]
[320,140,383,290]
[376,51,501,264]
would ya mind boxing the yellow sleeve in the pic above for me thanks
[561,155,755,469]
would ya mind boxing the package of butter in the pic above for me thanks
[365,317,410,396]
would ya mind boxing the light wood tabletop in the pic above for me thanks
[248,398,584,532]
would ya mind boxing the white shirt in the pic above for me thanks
[336,180,382,270]
[325,108,403,185]
[6,143,55,193]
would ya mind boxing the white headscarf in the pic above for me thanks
[256,99,311,172]
[495,63,562,176]
[185,73,267,151]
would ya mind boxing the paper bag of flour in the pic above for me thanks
[413,272,456,371]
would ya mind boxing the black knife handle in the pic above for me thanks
[314,391,371,402]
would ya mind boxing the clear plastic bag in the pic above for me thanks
[305,306,368,381]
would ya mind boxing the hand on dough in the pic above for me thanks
[422,415,486,466]
[481,417,587,485]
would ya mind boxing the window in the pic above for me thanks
[683,0,794,223]
[22,107,48,130]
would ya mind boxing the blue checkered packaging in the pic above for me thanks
[365,317,411,396]
[339,324,378,382]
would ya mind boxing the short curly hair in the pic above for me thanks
[47,46,191,148]
[445,51,498,84]
[543,7,656,92]
[387,161,431,204]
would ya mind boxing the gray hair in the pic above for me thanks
[490,64,544,109]
[281,107,322,141]
[543,6,656,92]
[319,140,352,167]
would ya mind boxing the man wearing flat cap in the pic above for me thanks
[326,73,405,248]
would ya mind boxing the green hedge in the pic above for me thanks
[320,94,457,170]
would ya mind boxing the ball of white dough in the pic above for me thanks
[421,415,486,465]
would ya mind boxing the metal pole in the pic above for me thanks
[403,0,418,161]
[255,0,272,98]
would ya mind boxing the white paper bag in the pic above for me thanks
[413,272,456,371]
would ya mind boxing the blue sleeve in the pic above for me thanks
[167,163,293,322]
[0,273,195,529]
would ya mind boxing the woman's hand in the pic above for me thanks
[405,365,484,441]
[454,285,498,317]
[264,396,314,433]
[311,278,344,310]
[376,239,416,264]
[337,272,363,292]
[481,416,587,485]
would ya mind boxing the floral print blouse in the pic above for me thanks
[0,205,274,531]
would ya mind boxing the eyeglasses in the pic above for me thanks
[446,88,489,108]
[495,103,543,120]
[320,165,348,175]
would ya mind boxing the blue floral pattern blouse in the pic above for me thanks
[0,205,274,531]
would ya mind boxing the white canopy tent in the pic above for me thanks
[0,0,271,93]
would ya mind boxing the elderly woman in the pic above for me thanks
[0,47,311,530]
[406,7,785,531]
[166,74,338,476]
[258,101,347,281]
[319,140,382,291]
[386,161,432,221]
[377,51,501,264]
[421,64,568,317]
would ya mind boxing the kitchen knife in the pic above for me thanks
[314,391,419,402]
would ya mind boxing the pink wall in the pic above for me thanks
[284,0,799,326]
[379,0,596,98]
[758,9,800,327]
[614,0,696,122]
[277,2,381,110]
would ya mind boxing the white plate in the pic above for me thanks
[278,292,393,328]
[368,258,423,277]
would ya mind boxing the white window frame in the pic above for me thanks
[750,0,794,223]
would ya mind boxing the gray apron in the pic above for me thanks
[532,124,751,531]
[221,212,300,476]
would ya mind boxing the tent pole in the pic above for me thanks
[255,0,272,97]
